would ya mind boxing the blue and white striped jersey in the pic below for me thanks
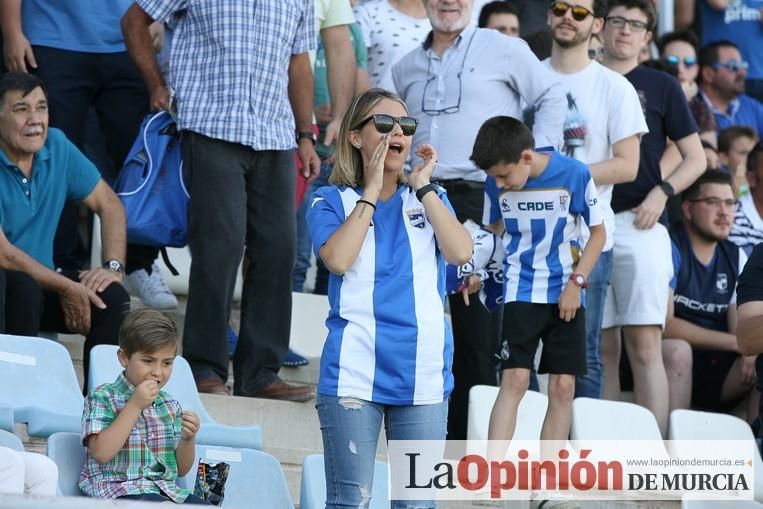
[483,152,602,304]
[306,184,455,405]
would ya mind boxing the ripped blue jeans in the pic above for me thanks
[316,393,448,509]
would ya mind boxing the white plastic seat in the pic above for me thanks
[46,432,86,496]
[0,334,82,436]
[299,454,388,509]
[669,409,763,502]
[0,429,23,452]
[466,385,548,440]
[88,345,262,450]
[178,443,293,508]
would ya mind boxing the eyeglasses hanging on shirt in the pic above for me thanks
[421,30,477,116]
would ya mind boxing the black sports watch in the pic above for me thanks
[103,259,124,274]
[658,180,675,198]
[296,131,317,145]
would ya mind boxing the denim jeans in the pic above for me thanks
[574,249,613,398]
[293,161,332,294]
[181,132,295,394]
[316,394,448,509]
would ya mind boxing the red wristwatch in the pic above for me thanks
[569,273,588,288]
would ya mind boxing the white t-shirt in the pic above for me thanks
[542,59,648,251]
[354,0,431,92]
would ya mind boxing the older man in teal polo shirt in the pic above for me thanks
[0,72,129,390]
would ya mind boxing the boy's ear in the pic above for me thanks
[520,149,534,164]
[117,348,129,368]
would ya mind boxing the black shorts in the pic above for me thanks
[499,301,587,375]
[620,345,739,411]
[692,349,739,411]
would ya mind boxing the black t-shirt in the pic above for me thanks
[736,243,763,426]
[611,66,699,214]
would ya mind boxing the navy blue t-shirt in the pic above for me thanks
[670,223,741,333]
[736,243,763,426]
[612,66,698,215]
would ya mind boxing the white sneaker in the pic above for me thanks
[124,262,178,309]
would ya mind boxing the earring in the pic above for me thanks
[353,143,361,149]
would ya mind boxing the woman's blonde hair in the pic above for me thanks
[330,88,409,187]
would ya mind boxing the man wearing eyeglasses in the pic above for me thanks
[541,0,647,403]
[391,0,566,441]
[697,40,763,138]
[598,0,706,436]
[660,170,755,421]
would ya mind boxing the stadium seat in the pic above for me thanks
[571,397,663,440]
[288,292,330,361]
[0,334,82,436]
[88,345,262,450]
[46,432,86,497]
[299,454,389,509]
[178,443,293,508]
[0,429,23,452]
[466,385,548,440]
[669,409,763,502]
[0,407,14,432]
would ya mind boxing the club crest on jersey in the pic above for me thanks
[716,273,728,292]
[501,198,511,213]
[559,195,569,212]
[407,208,426,229]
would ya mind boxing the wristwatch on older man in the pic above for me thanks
[103,259,124,274]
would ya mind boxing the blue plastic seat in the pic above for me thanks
[299,454,389,509]
[88,345,262,450]
[46,432,86,497]
[178,443,293,508]
[0,429,23,452]
[0,334,82,436]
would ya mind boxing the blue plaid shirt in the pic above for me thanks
[138,0,317,151]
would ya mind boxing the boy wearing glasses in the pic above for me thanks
[599,0,706,436]
[541,0,648,403]
[697,40,763,137]
[660,171,756,420]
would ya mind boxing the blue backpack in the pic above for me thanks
[115,111,188,250]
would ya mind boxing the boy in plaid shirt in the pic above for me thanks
[80,309,208,504]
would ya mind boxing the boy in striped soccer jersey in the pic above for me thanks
[472,116,605,455]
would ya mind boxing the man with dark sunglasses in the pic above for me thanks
[392,0,567,442]
[697,40,763,138]
[599,0,706,437]
[540,0,647,404]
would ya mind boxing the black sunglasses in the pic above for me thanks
[550,1,594,21]
[352,114,418,136]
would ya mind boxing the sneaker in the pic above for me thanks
[284,349,309,367]
[123,262,178,309]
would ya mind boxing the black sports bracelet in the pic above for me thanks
[416,183,436,202]
[356,199,377,210]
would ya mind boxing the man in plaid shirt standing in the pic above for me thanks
[122,1,321,401]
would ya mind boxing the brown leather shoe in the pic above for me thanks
[247,380,315,402]
[196,377,231,396]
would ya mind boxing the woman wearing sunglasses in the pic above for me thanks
[306,88,472,508]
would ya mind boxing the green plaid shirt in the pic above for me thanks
[79,372,191,502]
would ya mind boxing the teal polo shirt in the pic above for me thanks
[0,128,100,269]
